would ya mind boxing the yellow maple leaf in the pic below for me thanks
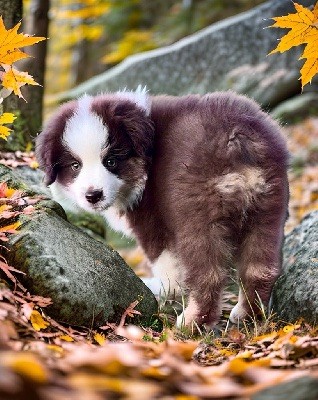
[0,204,10,213]
[94,332,106,345]
[282,324,301,334]
[300,58,318,87]
[0,221,21,232]
[30,310,50,331]
[2,353,48,383]
[228,358,271,375]
[60,334,74,342]
[269,2,318,87]
[0,48,29,65]
[2,65,39,99]
[269,3,317,52]
[0,112,15,124]
[0,17,46,67]
[0,112,16,140]
[0,124,12,140]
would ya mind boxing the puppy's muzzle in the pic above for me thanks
[85,189,103,204]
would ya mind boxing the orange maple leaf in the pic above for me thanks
[0,182,19,198]
[1,65,39,99]
[269,2,318,87]
[0,17,45,67]
[0,16,46,99]
[0,221,21,233]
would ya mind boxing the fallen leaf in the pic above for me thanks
[60,335,74,342]
[30,310,50,331]
[282,324,301,334]
[228,358,271,375]
[94,333,106,346]
[118,299,142,328]
[1,352,48,383]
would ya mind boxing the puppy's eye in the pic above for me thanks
[105,157,117,169]
[71,161,80,171]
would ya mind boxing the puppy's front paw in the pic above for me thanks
[229,302,248,323]
[141,277,163,296]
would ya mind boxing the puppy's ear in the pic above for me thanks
[113,101,155,160]
[35,131,58,186]
[116,86,151,116]
[35,101,76,186]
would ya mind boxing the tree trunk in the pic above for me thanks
[0,0,49,151]
[72,38,91,85]
[18,0,50,138]
[0,0,22,28]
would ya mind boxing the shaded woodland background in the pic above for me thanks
[0,0,265,142]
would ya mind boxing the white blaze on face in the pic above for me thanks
[64,95,106,159]
[61,95,124,212]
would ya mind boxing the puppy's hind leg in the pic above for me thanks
[176,269,226,330]
[229,220,285,324]
[176,227,232,329]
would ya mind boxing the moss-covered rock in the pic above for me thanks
[272,211,318,325]
[0,164,158,328]
[252,376,318,400]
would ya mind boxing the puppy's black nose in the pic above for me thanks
[85,189,103,204]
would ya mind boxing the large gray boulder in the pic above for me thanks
[60,0,312,107]
[0,165,158,328]
[272,211,318,325]
[252,376,318,400]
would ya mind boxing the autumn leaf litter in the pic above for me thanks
[0,119,318,398]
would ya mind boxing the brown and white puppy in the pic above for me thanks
[36,88,289,328]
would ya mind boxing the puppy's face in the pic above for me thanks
[36,92,154,213]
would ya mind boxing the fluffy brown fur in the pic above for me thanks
[36,91,289,328]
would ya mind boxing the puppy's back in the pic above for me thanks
[150,91,288,170]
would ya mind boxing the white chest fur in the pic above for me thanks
[103,206,134,238]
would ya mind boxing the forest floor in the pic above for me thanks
[0,117,318,399]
